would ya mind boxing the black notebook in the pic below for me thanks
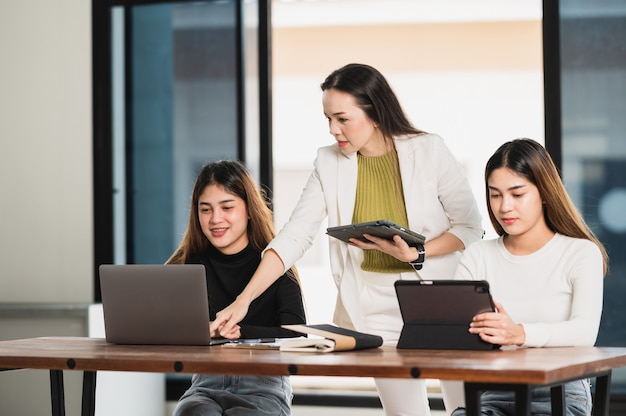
[280,324,383,352]
[394,280,500,350]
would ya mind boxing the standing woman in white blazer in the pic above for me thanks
[212,63,484,416]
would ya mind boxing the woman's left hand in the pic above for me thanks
[349,233,416,262]
[469,301,525,346]
[349,231,465,260]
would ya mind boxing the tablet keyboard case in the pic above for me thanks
[395,280,499,350]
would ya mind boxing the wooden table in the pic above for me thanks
[1,337,626,416]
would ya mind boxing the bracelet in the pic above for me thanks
[408,243,425,271]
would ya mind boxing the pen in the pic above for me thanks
[211,338,276,346]
[236,338,276,344]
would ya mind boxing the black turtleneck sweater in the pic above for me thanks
[187,244,306,339]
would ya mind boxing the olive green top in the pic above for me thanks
[353,149,413,273]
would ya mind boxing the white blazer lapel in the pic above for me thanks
[337,151,358,225]
[395,138,423,232]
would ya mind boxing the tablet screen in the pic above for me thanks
[394,280,495,324]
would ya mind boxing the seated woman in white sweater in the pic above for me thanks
[452,138,609,416]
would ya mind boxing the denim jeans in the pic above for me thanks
[451,379,592,416]
[173,374,292,416]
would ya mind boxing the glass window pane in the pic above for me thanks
[112,1,239,264]
[560,1,626,392]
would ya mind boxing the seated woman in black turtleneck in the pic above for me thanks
[166,160,306,416]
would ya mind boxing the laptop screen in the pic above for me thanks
[99,264,211,345]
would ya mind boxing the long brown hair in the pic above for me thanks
[321,63,426,140]
[485,138,608,275]
[166,160,300,282]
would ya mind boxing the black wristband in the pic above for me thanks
[408,243,425,271]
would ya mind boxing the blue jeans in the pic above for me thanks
[173,374,292,416]
[451,379,592,416]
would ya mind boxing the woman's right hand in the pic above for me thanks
[212,249,286,336]
[210,322,241,340]
[211,296,251,337]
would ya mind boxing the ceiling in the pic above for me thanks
[271,0,543,27]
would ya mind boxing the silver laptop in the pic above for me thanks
[99,264,211,345]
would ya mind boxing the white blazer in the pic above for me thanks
[267,133,483,329]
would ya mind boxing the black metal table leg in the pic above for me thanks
[50,370,66,416]
[81,371,97,416]
[551,384,565,416]
[464,383,483,416]
[465,382,536,416]
[513,384,531,416]
[593,371,612,416]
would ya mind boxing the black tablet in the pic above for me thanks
[326,220,426,246]
[394,280,499,350]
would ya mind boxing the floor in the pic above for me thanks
[166,376,449,415]
[167,403,447,415]
[289,377,448,415]
[292,406,447,415]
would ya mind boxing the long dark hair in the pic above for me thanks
[166,160,300,282]
[485,138,608,275]
[321,63,425,139]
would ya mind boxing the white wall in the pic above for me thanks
[274,70,543,323]
[0,1,93,302]
[0,0,543,313]
[273,69,544,325]
[271,7,544,324]
[0,0,544,412]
